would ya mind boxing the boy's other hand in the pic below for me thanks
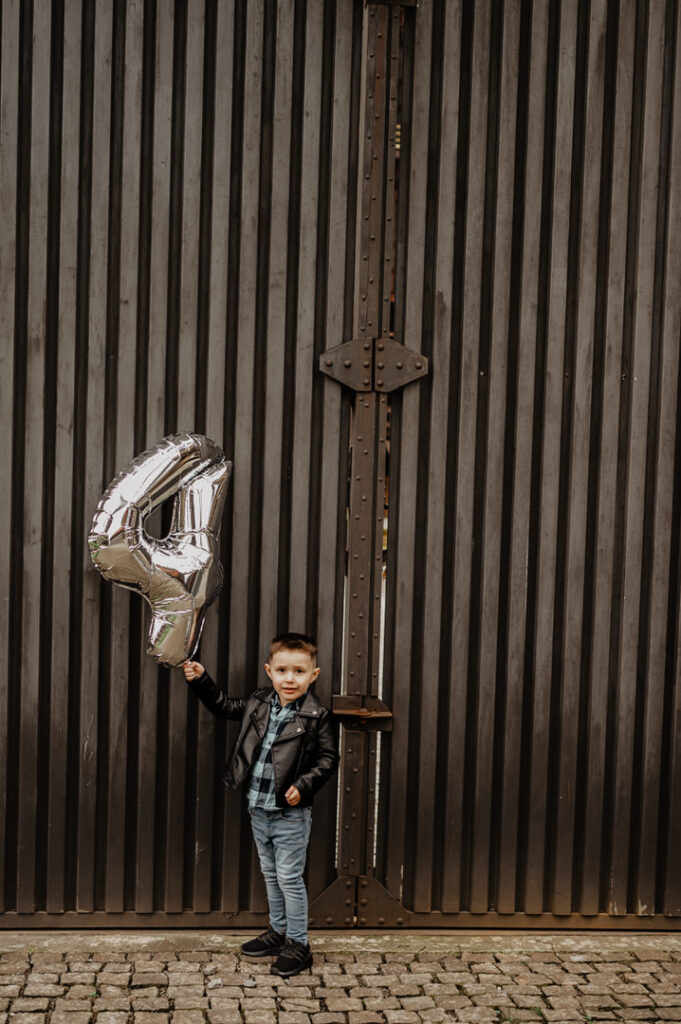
[285,786,301,806]
[183,660,205,681]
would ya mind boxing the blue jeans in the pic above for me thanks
[249,805,312,945]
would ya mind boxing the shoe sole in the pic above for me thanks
[269,957,313,977]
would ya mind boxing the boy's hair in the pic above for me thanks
[268,631,318,665]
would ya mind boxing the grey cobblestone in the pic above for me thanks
[2,932,681,1024]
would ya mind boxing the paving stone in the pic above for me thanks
[208,998,240,1011]
[95,1014,129,1024]
[94,998,131,1012]
[59,973,95,985]
[384,1014,420,1024]
[243,1012,277,1024]
[0,987,23,998]
[323,1000,363,1012]
[362,998,401,1011]
[52,1000,92,1012]
[50,1014,92,1024]
[7,1015,47,1024]
[60,985,95,999]
[131,997,169,1011]
[311,1016,346,1024]
[207,1013,242,1024]
[21,986,64,998]
[453,1010,497,1022]
[131,972,168,986]
[347,1014,383,1024]
[103,963,132,973]
[279,1001,320,1012]
[133,1015,169,1024]
[174,995,209,1008]
[6,1001,48,1013]
[172,1012,206,1023]
[279,1014,311,1024]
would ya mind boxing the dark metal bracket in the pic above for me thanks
[320,338,428,394]
[309,874,409,928]
[332,694,393,731]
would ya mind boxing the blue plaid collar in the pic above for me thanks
[271,692,303,714]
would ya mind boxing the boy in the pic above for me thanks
[182,632,339,977]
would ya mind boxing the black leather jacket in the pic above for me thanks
[185,672,339,808]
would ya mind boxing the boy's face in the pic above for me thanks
[265,647,320,706]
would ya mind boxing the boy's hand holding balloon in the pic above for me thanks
[183,661,205,681]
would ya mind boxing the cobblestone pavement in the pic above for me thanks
[0,931,680,1024]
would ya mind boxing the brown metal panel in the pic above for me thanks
[572,0,617,918]
[17,0,51,913]
[523,0,577,914]
[410,0,458,913]
[629,0,672,916]
[495,0,547,916]
[474,0,519,916]
[46,0,82,913]
[579,0,634,915]
[550,0,602,916]
[307,0,356,902]
[134,0,175,914]
[0,0,20,912]
[103,0,145,914]
[258,0,295,655]
[384,0,431,905]
[662,0,681,917]
[190,0,230,917]
[220,0,264,914]
[608,0,664,917]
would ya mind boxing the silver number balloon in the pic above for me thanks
[88,433,232,666]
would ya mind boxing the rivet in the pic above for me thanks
[364,378,370,385]
[360,898,368,906]
[364,360,370,368]
[345,916,352,924]
[325,358,333,366]
[397,361,403,369]
[326,916,333,924]
[377,361,384,369]
[344,359,352,367]
[377,379,383,386]
[346,880,353,888]
[378,917,385,925]
[397,917,404,925]
[309,917,315,924]
[416,361,423,369]
[364,342,371,350]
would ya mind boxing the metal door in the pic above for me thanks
[3,0,681,929]
[311,0,681,929]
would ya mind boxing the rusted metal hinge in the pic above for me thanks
[319,338,428,394]
[332,694,393,732]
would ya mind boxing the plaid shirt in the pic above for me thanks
[247,693,302,810]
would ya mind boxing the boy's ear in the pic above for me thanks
[312,666,321,682]
[264,662,272,681]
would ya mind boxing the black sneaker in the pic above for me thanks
[241,927,286,957]
[269,937,313,977]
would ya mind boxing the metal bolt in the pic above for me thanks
[364,378,370,385]
[397,917,404,925]
[325,358,333,366]
[397,361,403,369]
[377,361,384,369]
[344,358,352,367]
[416,361,423,369]
[377,379,383,386]
[378,916,385,925]
[326,916,333,924]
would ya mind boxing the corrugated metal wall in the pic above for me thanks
[2,0,681,927]
[378,0,681,921]
[0,0,358,922]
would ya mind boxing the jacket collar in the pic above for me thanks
[256,685,322,718]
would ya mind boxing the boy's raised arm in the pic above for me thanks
[181,661,247,720]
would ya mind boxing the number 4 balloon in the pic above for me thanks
[88,433,232,667]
